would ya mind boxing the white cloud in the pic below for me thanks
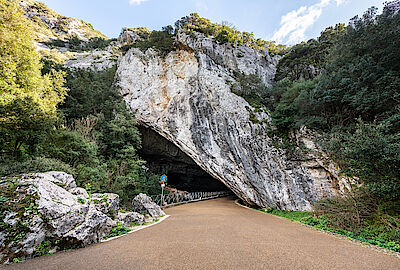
[129,0,148,5]
[335,0,346,6]
[271,0,345,45]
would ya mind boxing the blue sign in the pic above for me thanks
[160,174,167,183]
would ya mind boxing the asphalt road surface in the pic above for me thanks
[4,197,400,270]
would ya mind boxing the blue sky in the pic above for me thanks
[39,0,385,44]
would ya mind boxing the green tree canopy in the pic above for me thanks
[0,0,67,159]
[0,0,67,115]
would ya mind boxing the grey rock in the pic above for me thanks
[0,173,121,264]
[70,187,89,199]
[144,216,154,224]
[177,31,280,88]
[118,212,145,227]
[118,27,141,44]
[64,205,115,246]
[91,193,119,217]
[32,171,77,190]
[132,194,165,217]
[116,32,351,211]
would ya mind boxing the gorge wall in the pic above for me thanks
[115,31,352,211]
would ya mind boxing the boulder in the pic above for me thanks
[69,187,89,199]
[63,205,115,246]
[118,212,145,227]
[132,193,165,217]
[32,171,77,190]
[91,193,119,218]
[0,173,118,264]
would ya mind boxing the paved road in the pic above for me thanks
[4,197,400,270]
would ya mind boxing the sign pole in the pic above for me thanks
[160,174,167,207]
[161,184,164,206]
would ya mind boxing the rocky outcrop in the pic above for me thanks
[118,212,145,227]
[116,32,350,211]
[91,193,120,218]
[19,0,106,42]
[118,28,141,45]
[64,48,119,71]
[0,172,161,264]
[132,194,166,217]
[177,31,280,87]
[70,187,89,199]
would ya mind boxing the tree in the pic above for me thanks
[0,0,67,160]
[0,0,67,114]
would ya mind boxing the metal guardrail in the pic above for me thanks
[150,191,232,208]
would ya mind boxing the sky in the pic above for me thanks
[39,0,385,45]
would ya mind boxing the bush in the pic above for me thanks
[122,30,175,56]
[104,222,131,239]
[314,188,377,230]
[41,129,99,168]
[320,121,400,200]
[0,98,57,160]
[175,13,287,54]
[0,157,75,177]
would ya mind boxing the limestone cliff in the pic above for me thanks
[20,1,351,210]
[115,31,351,211]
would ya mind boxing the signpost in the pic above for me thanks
[160,174,167,206]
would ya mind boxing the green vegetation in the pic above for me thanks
[0,0,67,159]
[249,2,400,251]
[275,24,345,81]
[175,13,287,54]
[230,72,269,109]
[0,0,160,209]
[121,13,286,56]
[104,222,131,240]
[0,178,40,263]
[47,36,114,52]
[121,30,175,56]
[33,240,52,257]
[22,0,106,42]
[260,206,400,253]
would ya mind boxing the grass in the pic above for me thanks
[259,208,400,253]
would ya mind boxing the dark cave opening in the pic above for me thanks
[138,126,229,192]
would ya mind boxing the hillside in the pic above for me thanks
[0,0,399,264]
[19,0,106,42]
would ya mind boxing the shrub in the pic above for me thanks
[314,188,377,230]
[122,30,175,56]
[0,157,75,177]
[41,129,99,168]
[104,222,131,239]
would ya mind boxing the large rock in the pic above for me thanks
[0,173,115,264]
[32,171,77,190]
[132,194,165,217]
[91,193,120,218]
[118,212,145,227]
[116,31,351,211]
[69,187,89,199]
[63,205,115,246]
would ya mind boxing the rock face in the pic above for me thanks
[132,194,166,217]
[0,172,154,264]
[19,0,106,42]
[118,212,145,227]
[116,31,351,211]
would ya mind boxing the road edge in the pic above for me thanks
[101,215,170,243]
[233,199,400,260]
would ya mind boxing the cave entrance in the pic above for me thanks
[138,126,229,192]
